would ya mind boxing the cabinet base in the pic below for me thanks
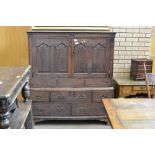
[33,116,108,124]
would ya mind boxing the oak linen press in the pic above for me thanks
[28,29,115,122]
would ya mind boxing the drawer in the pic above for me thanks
[85,78,112,87]
[45,103,71,116]
[32,103,45,116]
[132,86,147,91]
[93,89,114,102]
[31,91,50,102]
[30,77,57,88]
[51,91,91,103]
[32,102,71,116]
[72,103,106,116]
[57,78,84,87]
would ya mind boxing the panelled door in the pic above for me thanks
[31,37,70,77]
[31,35,112,77]
[72,37,112,78]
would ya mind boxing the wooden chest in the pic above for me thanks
[28,30,115,122]
[130,58,152,80]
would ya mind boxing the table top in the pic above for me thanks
[114,77,147,86]
[102,98,155,129]
[0,66,31,98]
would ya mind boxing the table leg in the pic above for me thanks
[25,109,33,129]
[22,82,33,129]
[0,111,10,129]
[22,82,30,102]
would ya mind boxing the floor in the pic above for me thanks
[34,120,111,129]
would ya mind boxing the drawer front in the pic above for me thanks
[31,91,50,102]
[51,91,91,103]
[72,103,106,116]
[30,78,57,88]
[32,103,44,116]
[32,102,71,116]
[132,86,147,91]
[93,89,114,102]
[45,103,71,116]
[85,78,112,87]
[57,78,84,87]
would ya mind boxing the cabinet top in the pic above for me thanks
[27,26,116,34]
[31,26,112,31]
[28,30,116,34]
[27,31,116,38]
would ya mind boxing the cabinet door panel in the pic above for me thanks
[93,44,106,73]
[55,44,68,73]
[73,38,111,77]
[37,43,51,73]
[31,38,70,75]
[74,43,92,73]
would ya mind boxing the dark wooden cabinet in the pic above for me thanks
[28,31,115,122]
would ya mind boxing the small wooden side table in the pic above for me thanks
[0,66,33,129]
[114,78,153,98]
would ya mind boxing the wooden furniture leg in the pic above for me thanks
[0,110,10,129]
[22,82,33,129]
[0,98,11,129]
[22,82,30,102]
[25,109,33,129]
[144,62,151,98]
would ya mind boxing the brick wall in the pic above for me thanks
[112,26,152,78]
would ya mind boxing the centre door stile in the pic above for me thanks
[68,38,74,77]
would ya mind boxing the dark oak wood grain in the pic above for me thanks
[0,66,33,129]
[28,31,115,121]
